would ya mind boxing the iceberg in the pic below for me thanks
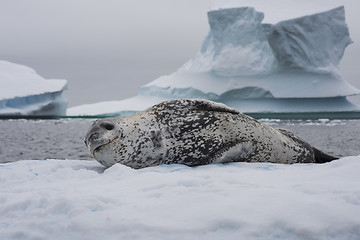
[0,60,68,116]
[68,6,360,117]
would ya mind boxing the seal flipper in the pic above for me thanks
[313,147,338,163]
[150,130,162,148]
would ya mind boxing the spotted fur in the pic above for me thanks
[84,99,337,169]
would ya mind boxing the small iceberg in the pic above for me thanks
[0,60,68,116]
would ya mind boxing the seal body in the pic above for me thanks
[85,99,337,169]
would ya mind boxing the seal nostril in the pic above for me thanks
[101,122,115,131]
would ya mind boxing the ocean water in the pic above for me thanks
[0,118,359,163]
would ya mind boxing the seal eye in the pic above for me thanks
[100,122,115,131]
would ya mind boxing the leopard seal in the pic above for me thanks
[84,99,337,169]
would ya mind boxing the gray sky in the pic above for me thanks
[1,0,360,107]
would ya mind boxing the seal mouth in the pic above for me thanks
[90,136,119,157]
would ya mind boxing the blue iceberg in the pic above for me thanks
[68,6,360,116]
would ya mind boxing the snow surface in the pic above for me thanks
[68,4,360,116]
[0,60,68,116]
[1,156,360,240]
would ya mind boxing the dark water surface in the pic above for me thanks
[1,118,359,163]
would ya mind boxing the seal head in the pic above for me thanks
[84,117,125,166]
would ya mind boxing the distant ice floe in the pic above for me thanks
[259,118,348,126]
[0,60,68,116]
[68,4,360,117]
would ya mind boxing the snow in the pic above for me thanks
[68,4,360,117]
[1,156,360,240]
[0,60,68,116]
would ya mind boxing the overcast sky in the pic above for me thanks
[1,0,360,107]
